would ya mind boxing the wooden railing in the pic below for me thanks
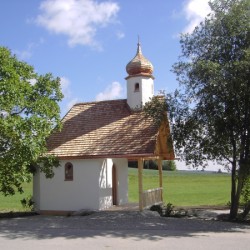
[142,187,163,209]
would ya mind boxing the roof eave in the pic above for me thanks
[48,151,174,161]
[125,74,155,80]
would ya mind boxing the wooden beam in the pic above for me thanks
[157,158,163,202]
[138,158,143,211]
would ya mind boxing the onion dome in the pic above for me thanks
[126,42,154,77]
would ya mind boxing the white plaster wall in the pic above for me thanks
[98,158,128,209]
[99,159,113,210]
[34,158,129,212]
[35,159,103,211]
[113,158,128,205]
[127,76,154,109]
[141,78,154,106]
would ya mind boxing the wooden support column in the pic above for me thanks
[157,158,163,202]
[138,158,143,211]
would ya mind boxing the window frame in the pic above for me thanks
[134,83,140,92]
[65,162,73,181]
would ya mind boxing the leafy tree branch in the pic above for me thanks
[0,47,63,196]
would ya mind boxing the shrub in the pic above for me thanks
[128,160,177,171]
[162,161,176,171]
[162,203,174,217]
[150,204,163,216]
[20,195,34,211]
[150,203,175,217]
[241,177,250,218]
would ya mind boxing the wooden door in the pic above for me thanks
[112,165,117,205]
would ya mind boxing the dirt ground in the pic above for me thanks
[0,208,249,250]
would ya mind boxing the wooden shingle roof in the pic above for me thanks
[47,99,174,160]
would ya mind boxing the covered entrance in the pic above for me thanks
[137,158,163,211]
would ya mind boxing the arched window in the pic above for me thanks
[65,162,73,181]
[134,83,140,92]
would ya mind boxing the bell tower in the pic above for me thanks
[125,41,154,110]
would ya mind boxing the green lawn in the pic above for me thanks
[0,169,231,211]
[0,182,32,212]
[129,168,231,207]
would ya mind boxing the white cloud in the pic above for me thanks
[59,77,81,112]
[96,81,123,101]
[66,97,80,110]
[183,0,211,33]
[15,50,32,60]
[36,0,120,49]
[116,31,125,39]
[14,38,45,60]
[60,76,72,99]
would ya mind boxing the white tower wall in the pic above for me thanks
[127,76,154,109]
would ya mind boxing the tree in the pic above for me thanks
[162,161,177,171]
[143,160,176,171]
[0,47,63,196]
[144,0,249,220]
[169,0,250,220]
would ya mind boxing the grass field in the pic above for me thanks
[0,182,32,212]
[129,168,231,207]
[0,169,231,211]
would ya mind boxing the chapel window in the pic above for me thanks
[134,83,140,92]
[65,162,73,181]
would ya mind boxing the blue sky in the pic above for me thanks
[0,0,211,116]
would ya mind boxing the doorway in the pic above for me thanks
[112,165,117,205]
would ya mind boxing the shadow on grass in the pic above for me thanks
[0,211,249,241]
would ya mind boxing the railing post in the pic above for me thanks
[138,158,143,211]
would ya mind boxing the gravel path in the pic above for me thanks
[0,210,249,250]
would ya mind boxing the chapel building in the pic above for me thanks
[33,42,174,214]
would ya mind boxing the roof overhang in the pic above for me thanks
[125,73,155,80]
[50,152,174,161]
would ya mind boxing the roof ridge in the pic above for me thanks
[73,99,127,107]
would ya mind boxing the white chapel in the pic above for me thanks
[33,42,174,214]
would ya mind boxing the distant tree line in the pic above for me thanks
[128,160,176,171]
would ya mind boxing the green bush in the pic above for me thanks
[241,177,250,218]
[144,160,157,170]
[20,195,34,211]
[150,204,163,216]
[162,203,174,217]
[128,161,138,168]
[129,160,176,171]
[150,203,175,217]
[162,161,176,171]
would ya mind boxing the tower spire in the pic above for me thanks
[137,35,142,54]
[126,39,153,77]
[125,40,155,110]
